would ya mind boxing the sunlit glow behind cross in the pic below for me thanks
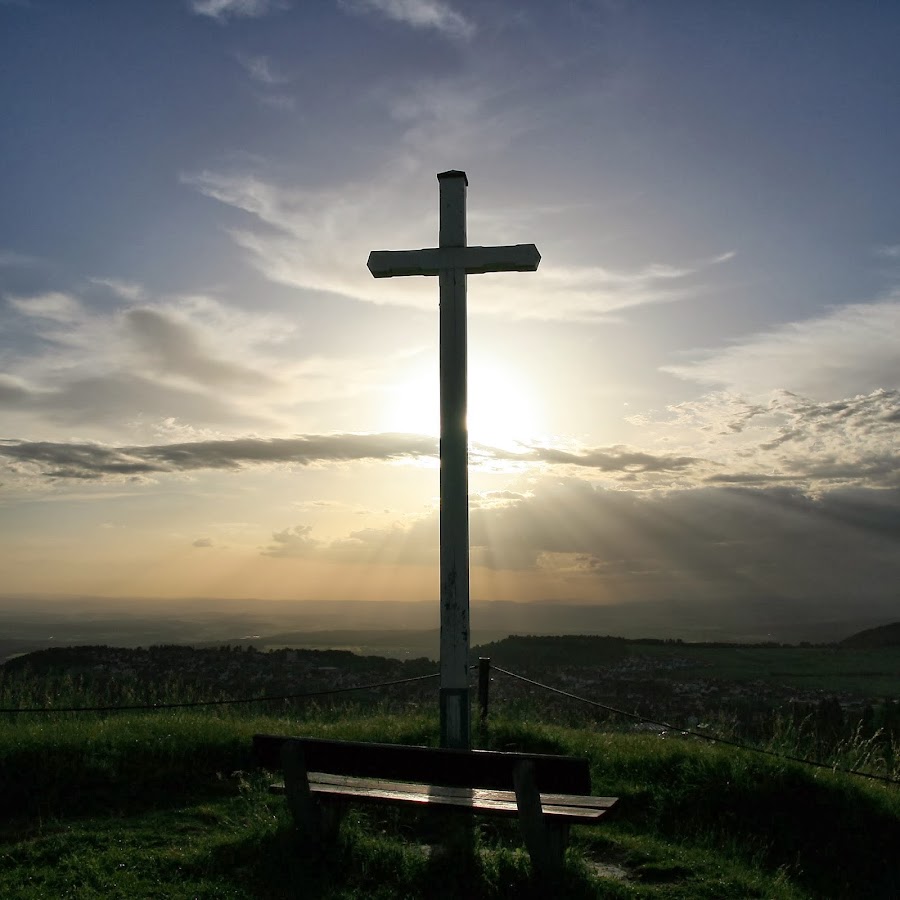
[367,171,540,749]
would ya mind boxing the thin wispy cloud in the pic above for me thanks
[664,297,900,399]
[386,78,534,161]
[235,53,295,110]
[89,277,145,301]
[339,0,474,39]
[0,249,40,267]
[236,52,289,85]
[185,167,733,320]
[188,0,287,22]
[256,92,296,111]
[7,292,83,323]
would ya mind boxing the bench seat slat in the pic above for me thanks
[270,773,614,822]
[308,772,617,810]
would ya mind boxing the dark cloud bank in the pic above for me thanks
[0,435,699,479]
[0,434,439,479]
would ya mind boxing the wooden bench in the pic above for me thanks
[252,734,618,874]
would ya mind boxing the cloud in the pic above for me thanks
[262,477,900,612]
[256,93,295,111]
[0,430,708,484]
[234,53,295,110]
[875,244,900,259]
[0,374,37,405]
[0,433,439,480]
[124,307,277,391]
[339,0,474,39]
[664,297,900,399]
[631,388,900,494]
[89,277,145,301]
[0,249,40,267]
[470,489,527,509]
[263,516,438,563]
[192,537,214,548]
[0,373,262,432]
[7,292,83,323]
[0,440,165,480]
[236,53,288,86]
[0,291,310,436]
[0,429,712,488]
[188,0,286,21]
[645,296,900,494]
[489,443,701,475]
[752,389,900,491]
[263,524,320,557]
[185,167,732,321]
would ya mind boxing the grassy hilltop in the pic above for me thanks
[2,638,900,898]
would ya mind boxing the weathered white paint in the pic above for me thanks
[367,170,540,749]
[367,244,541,277]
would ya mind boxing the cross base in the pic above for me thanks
[439,687,470,750]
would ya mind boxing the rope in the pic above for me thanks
[5,655,897,786]
[492,665,900,786]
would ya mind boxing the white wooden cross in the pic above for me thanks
[368,170,540,749]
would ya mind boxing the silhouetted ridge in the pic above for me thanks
[841,622,900,648]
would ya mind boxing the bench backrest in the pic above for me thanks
[252,734,592,794]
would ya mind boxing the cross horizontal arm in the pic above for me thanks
[368,244,541,278]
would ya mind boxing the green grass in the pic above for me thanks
[2,707,899,898]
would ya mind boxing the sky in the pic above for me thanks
[1,0,898,628]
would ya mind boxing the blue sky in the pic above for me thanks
[1,0,898,628]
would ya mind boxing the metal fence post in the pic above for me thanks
[478,657,491,724]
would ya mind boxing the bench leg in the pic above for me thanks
[282,741,326,849]
[319,801,345,843]
[513,760,568,877]
[282,742,345,849]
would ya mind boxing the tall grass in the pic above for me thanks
[3,706,899,897]
[3,666,900,897]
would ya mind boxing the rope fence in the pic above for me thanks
[487,662,900,786]
[2,654,898,786]
[0,670,439,714]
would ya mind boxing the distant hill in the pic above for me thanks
[841,622,900,648]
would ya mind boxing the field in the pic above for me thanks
[2,693,900,898]
[2,636,900,897]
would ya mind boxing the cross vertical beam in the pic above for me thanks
[366,171,540,750]
[437,170,470,749]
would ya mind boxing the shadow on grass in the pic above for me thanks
[199,816,612,900]
[0,738,256,832]
[611,750,900,900]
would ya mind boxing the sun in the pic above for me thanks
[468,359,541,449]
[383,358,541,450]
